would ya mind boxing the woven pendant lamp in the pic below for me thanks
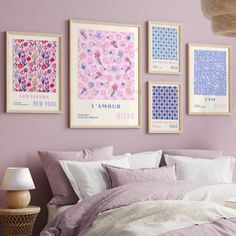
[201,0,236,36]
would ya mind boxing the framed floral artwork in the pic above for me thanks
[148,81,182,133]
[188,43,231,115]
[70,20,141,128]
[6,31,62,113]
[148,21,182,74]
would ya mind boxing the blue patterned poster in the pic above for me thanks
[148,21,181,74]
[148,82,181,133]
[188,44,231,115]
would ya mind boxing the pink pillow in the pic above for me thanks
[38,145,113,205]
[103,164,176,188]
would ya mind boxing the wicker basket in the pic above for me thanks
[0,207,40,236]
[201,0,236,36]
[0,213,38,236]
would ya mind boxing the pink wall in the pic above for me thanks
[1,0,236,234]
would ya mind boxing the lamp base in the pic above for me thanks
[5,190,31,209]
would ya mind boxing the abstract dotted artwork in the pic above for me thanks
[194,50,227,96]
[152,26,178,61]
[148,21,181,74]
[188,44,231,115]
[152,86,178,120]
[149,82,181,133]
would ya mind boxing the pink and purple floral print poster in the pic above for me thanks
[7,32,62,113]
[70,21,141,128]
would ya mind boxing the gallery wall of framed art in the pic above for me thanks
[69,20,141,128]
[3,18,233,132]
[6,31,63,113]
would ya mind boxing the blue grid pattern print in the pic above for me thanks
[152,86,178,120]
[152,26,178,61]
[194,50,227,96]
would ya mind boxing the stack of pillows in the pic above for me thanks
[38,146,235,205]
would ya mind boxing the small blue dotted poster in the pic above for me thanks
[149,22,180,74]
[152,27,178,61]
[149,83,181,133]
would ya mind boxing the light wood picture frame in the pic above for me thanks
[148,81,182,133]
[188,43,231,115]
[70,20,141,128]
[6,31,62,113]
[148,21,182,74]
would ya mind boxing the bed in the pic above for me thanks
[38,147,236,236]
[47,204,75,223]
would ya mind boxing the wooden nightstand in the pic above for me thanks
[0,206,40,236]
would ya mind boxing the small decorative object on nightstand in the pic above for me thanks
[0,206,40,236]
[225,197,236,209]
[0,168,35,209]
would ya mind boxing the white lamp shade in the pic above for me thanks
[1,167,35,190]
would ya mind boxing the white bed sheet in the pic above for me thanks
[47,204,75,223]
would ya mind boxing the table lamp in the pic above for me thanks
[0,167,35,209]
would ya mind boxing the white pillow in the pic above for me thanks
[164,154,235,183]
[129,150,162,169]
[59,154,130,200]
[115,150,162,169]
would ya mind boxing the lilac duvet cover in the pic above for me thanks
[41,181,236,236]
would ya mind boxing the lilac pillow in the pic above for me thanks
[103,164,176,188]
[38,145,113,205]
